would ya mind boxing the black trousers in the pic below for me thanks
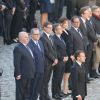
[3,9,13,43]
[66,0,77,19]
[52,61,65,96]
[30,73,44,100]
[15,78,32,100]
[40,63,52,100]
[85,44,93,78]
[10,10,25,40]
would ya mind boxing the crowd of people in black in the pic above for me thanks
[0,0,100,100]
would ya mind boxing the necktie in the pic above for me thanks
[36,42,41,51]
[77,29,83,38]
[60,36,66,46]
[49,35,53,45]
[26,45,34,58]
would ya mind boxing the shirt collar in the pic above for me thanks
[44,31,51,38]
[81,17,86,23]
[76,60,82,66]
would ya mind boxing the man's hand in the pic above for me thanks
[12,7,16,15]
[52,59,58,66]
[76,95,82,100]
[0,5,6,11]
[70,55,75,61]
[16,75,21,80]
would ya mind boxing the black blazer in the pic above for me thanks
[40,32,57,64]
[71,61,87,98]
[53,34,67,61]
[69,27,86,53]
[86,19,97,48]
[61,30,74,56]
[28,39,45,74]
[79,17,89,46]
[13,43,35,78]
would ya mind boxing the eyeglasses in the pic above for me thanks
[46,26,53,29]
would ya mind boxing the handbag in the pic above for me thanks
[0,68,3,76]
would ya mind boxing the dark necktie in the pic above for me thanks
[49,35,53,45]
[77,29,83,38]
[36,42,41,51]
[60,36,66,46]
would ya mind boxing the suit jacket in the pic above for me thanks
[68,27,86,53]
[61,29,74,56]
[79,17,89,47]
[71,61,87,98]
[86,19,97,48]
[40,32,57,65]
[53,34,67,61]
[28,39,45,74]
[91,16,100,35]
[13,42,35,78]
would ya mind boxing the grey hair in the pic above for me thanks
[30,28,40,35]
[18,31,28,39]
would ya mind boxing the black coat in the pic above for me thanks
[61,30,74,56]
[53,34,67,61]
[13,43,35,78]
[71,61,87,98]
[40,32,57,64]
[86,19,97,48]
[69,27,86,53]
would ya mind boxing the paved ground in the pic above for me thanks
[1,1,100,100]
[0,38,100,100]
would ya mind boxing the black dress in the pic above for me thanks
[61,29,73,73]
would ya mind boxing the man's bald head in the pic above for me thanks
[18,31,29,45]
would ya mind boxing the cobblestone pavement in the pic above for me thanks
[0,37,100,100]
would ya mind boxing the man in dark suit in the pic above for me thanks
[13,31,35,100]
[28,28,45,100]
[71,50,87,100]
[40,22,58,100]
[69,16,86,53]
[52,24,68,100]
[79,6,97,82]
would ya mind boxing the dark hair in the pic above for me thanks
[43,22,52,28]
[53,23,61,32]
[74,50,85,60]
[59,17,68,24]
[71,16,79,22]
[79,6,90,15]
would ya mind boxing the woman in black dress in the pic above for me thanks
[59,17,74,95]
